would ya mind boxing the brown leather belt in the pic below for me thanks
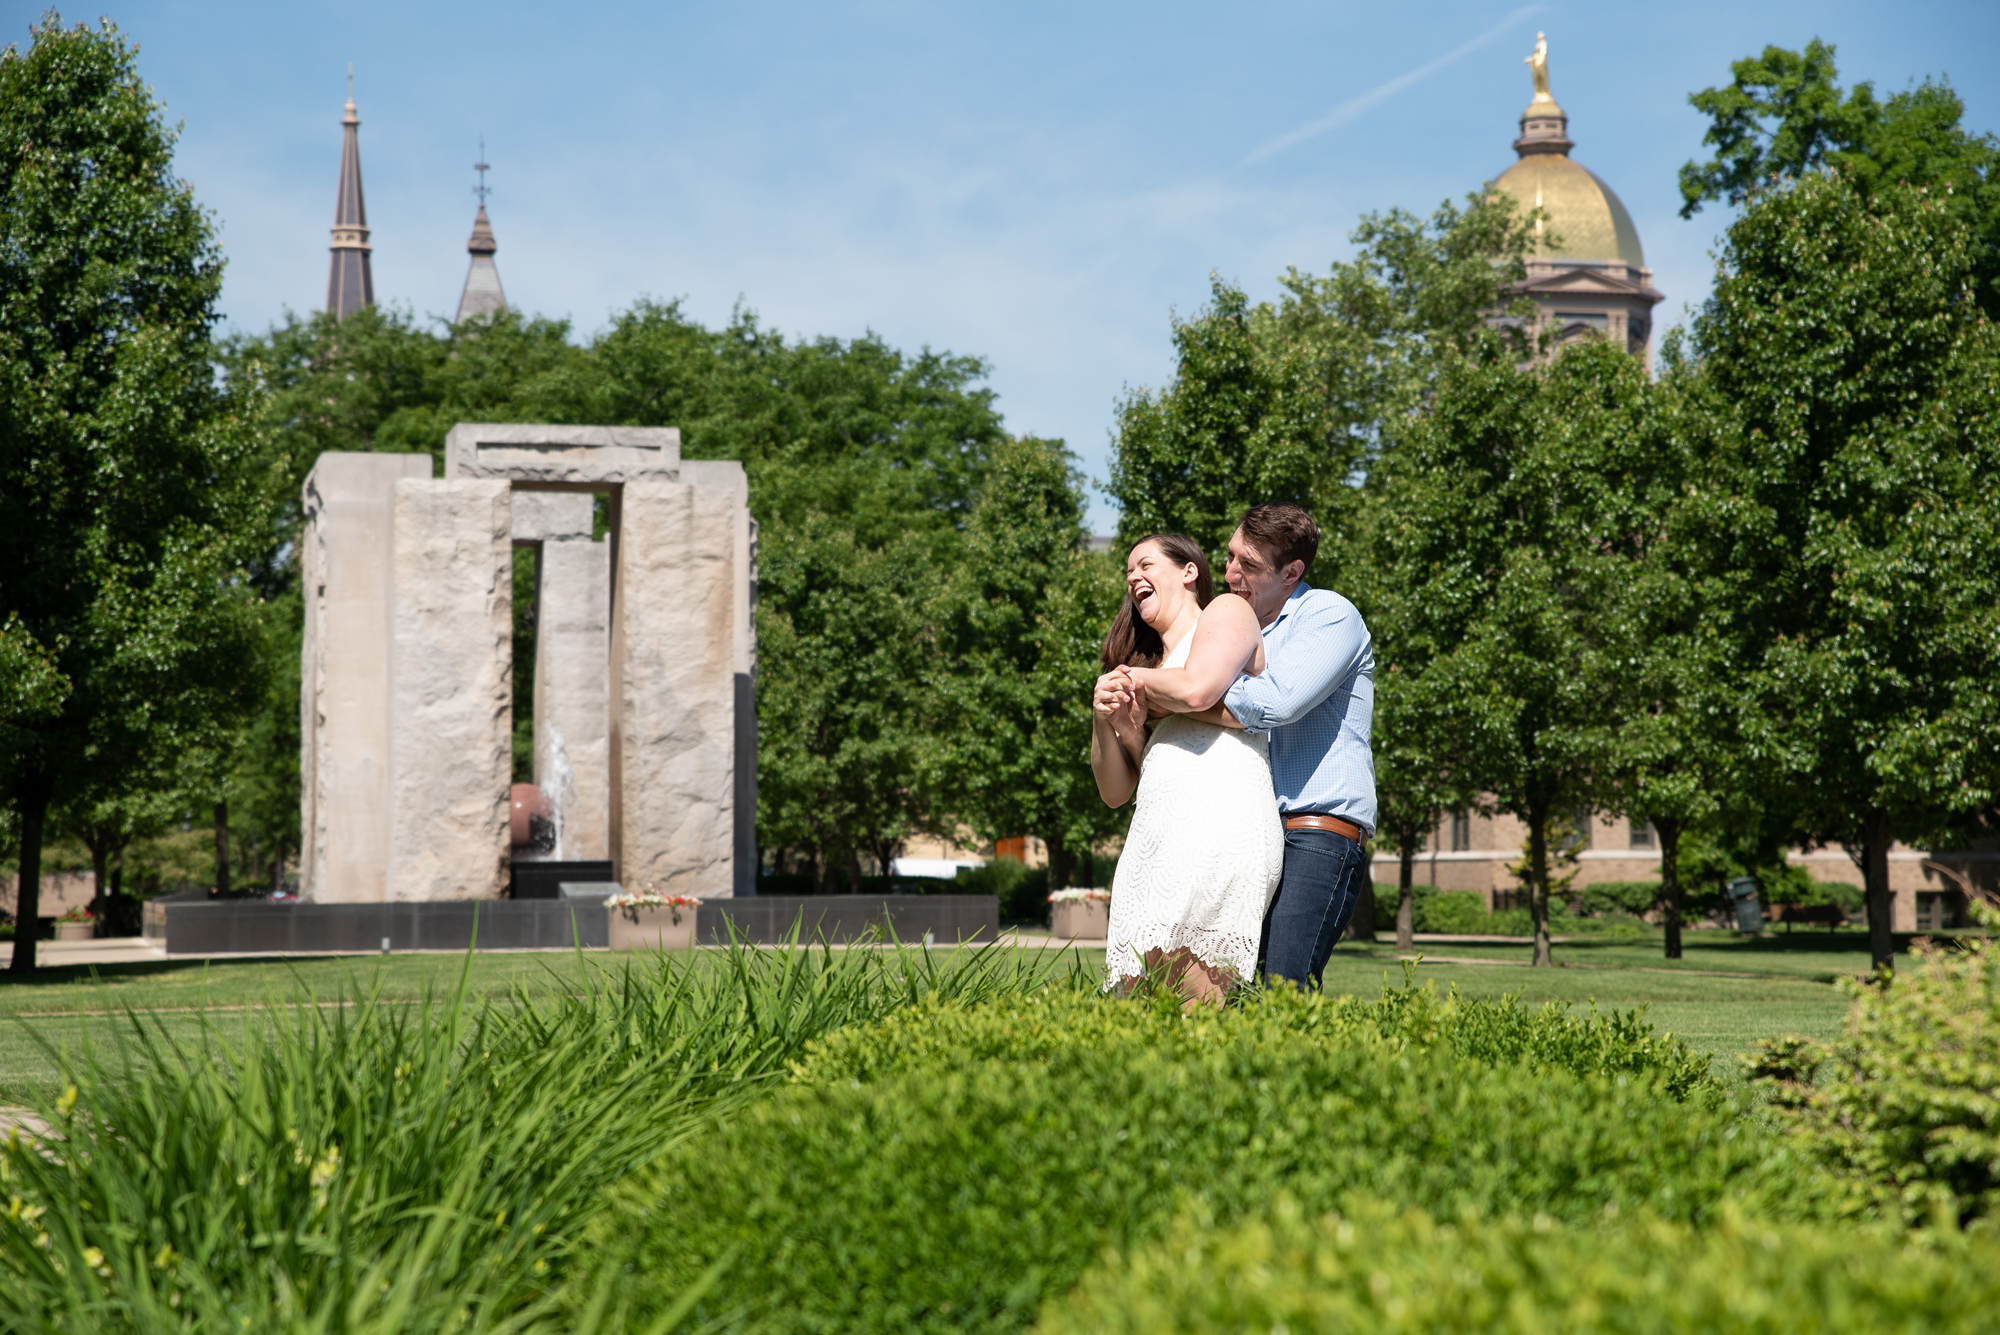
[1284,813,1366,843]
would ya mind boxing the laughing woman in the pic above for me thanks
[1090,533,1282,1005]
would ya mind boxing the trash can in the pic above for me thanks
[1727,876,1764,933]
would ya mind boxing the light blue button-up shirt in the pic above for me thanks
[1222,582,1377,834]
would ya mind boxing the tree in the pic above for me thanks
[1692,173,2000,971]
[1680,39,2000,319]
[1107,277,1325,560]
[1109,190,1539,565]
[0,18,266,971]
[1378,341,1640,965]
[1350,494,1469,953]
[935,437,1125,889]
[754,516,945,888]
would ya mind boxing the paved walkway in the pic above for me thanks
[4,937,170,969]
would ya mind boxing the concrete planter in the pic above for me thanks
[55,922,94,942]
[608,903,697,951]
[1050,898,1110,940]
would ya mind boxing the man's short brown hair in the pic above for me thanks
[1235,503,1319,575]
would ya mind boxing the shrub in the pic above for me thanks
[1412,889,1487,934]
[1035,1199,2000,1334]
[955,859,1050,925]
[1745,920,2000,1225]
[588,987,1812,1334]
[1576,879,1660,916]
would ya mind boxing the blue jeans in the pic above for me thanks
[1259,827,1367,987]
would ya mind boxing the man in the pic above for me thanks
[1134,503,1376,984]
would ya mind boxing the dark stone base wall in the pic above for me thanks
[698,895,998,945]
[153,895,999,955]
[158,900,609,954]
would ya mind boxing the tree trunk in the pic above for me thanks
[89,834,109,905]
[1527,800,1553,966]
[1044,832,1076,891]
[1863,806,1894,973]
[214,800,231,895]
[1396,839,1415,954]
[1346,864,1377,942]
[1657,817,1684,961]
[10,778,53,974]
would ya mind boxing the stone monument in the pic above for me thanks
[299,425,756,905]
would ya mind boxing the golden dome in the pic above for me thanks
[1494,154,1646,267]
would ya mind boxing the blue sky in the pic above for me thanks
[41,1,1999,530]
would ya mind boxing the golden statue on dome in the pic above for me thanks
[1524,32,1554,103]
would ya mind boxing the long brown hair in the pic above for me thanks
[1100,533,1215,670]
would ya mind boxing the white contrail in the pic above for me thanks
[1245,5,1544,165]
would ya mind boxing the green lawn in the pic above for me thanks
[0,936,1859,1105]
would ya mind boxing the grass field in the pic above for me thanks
[0,931,1864,1104]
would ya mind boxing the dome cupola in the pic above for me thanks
[1488,34,1663,358]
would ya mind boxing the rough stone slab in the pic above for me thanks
[444,422,679,485]
[681,460,759,895]
[613,480,736,898]
[386,479,512,900]
[301,453,434,902]
[535,534,612,859]
[511,489,594,542]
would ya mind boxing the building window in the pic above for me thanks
[1554,311,1608,329]
[1449,810,1471,852]
[1629,818,1656,850]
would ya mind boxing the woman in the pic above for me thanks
[1090,533,1283,1004]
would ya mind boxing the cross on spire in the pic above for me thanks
[456,140,507,324]
[474,137,491,206]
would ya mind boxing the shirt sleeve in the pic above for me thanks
[1224,594,1370,732]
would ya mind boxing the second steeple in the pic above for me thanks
[455,147,508,324]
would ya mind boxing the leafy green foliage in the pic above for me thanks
[0,938,1071,1333]
[1371,341,1650,963]
[1037,1199,2000,1335]
[1746,918,2000,1225]
[0,17,268,965]
[951,858,1050,925]
[589,984,1784,1333]
[755,518,945,884]
[1694,172,2000,967]
[932,438,1124,885]
[1108,190,1537,564]
[1414,889,1488,934]
[1679,38,2000,318]
[1107,278,1328,560]
[1577,880,1663,917]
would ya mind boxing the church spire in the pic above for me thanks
[326,65,375,320]
[455,144,507,324]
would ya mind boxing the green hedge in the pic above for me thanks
[1036,1200,2000,1334]
[1747,922,2000,1224]
[586,987,1821,1334]
[1577,879,1661,916]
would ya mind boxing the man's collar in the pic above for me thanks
[1261,581,1311,630]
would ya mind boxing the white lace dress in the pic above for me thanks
[1106,623,1284,986]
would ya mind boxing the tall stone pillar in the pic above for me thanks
[300,453,434,903]
[682,461,758,895]
[512,491,611,860]
[611,479,738,898]
[384,478,513,900]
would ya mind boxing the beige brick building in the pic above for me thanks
[1395,804,1997,933]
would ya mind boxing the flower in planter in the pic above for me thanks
[605,886,702,925]
[1048,888,1111,904]
[57,906,95,924]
